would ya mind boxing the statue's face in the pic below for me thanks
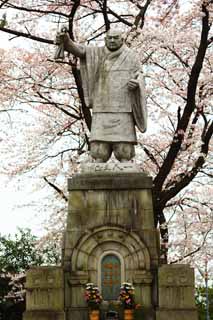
[105,31,123,51]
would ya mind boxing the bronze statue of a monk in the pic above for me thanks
[55,29,147,163]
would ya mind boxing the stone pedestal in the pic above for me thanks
[156,265,198,320]
[24,168,198,320]
[23,267,65,320]
[63,171,159,320]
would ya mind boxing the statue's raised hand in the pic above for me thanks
[55,27,69,45]
[54,27,69,61]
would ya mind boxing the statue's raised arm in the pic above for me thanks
[55,28,147,163]
[54,27,85,59]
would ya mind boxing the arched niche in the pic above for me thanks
[71,226,151,291]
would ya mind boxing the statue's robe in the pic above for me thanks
[80,44,147,143]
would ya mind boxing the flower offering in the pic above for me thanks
[119,282,135,309]
[84,283,103,309]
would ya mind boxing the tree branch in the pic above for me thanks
[153,4,211,193]
[71,64,92,131]
[0,26,53,44]
[107,8,133,27]
[0,0,9,9]
[159,121,213,206]
[142,146,160,169]
[43,177,68,202]
[102,0,110,31]
[134,0,152,29]
[36,91,80,120]
[68,0,80,40]
[1,2,69,18]
[170,229,212,264]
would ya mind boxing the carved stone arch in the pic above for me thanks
[71,226,151,285]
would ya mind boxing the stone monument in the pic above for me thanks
[24,28,198,320]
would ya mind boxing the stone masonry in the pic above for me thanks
[24,170,198,320]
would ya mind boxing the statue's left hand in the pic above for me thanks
[128,79,139,90]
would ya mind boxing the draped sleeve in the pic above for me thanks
[80,46,104,108]
[132,72,147,133]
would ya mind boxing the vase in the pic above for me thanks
[89,309,100,320]
[124,309,134,320]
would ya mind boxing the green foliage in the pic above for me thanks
[195,286,213,320]
[0,228,61,273]
[0,275,10,304]
[0,228,61,319]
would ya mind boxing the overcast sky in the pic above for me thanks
[0,176,42,235]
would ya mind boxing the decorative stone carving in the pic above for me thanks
[80,162,143,173]
[23,267,65,320]
[156,265,198,320]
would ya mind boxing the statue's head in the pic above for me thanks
[105,28,124,51]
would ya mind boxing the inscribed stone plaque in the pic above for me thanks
[101,254,121,300]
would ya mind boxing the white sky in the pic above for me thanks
[0,175,47,236]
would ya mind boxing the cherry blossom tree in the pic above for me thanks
[0,0,212,274]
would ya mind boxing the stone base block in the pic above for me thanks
[66,307,88,320]
[23,311,65,320]
[156,309,198,320]
[134,307,155,320]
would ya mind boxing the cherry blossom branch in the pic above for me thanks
[0,0,9,8]
[43,177,68,202]
[107,9,133,27]
[160,0,178,23]
[0,1,69,17]
[167,46,190,69]
[170,228,212,264]
[154,3,211,193]
[142,146,160,169]
[159,121,213,206]
[152,60,187,101]
[0,26,53,44]
[35,91,81,120]
[134,0,152,29]
[201,171,213,179]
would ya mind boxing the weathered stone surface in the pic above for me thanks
[68,172,153,190]
[24,169,198,320]
[26,267,64,289]
[66,308,88,320]
[66,174,156,258]
[158,265,197,312]
[25,267,64,312]
[156,309,198,320]
[158,264,195,287]
[64,172,158,318]
[134,307,155,320]
[23,311,65,320]
[80,162,144,173]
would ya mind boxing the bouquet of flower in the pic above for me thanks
[84,283,103,309]
[119,282,135,309]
